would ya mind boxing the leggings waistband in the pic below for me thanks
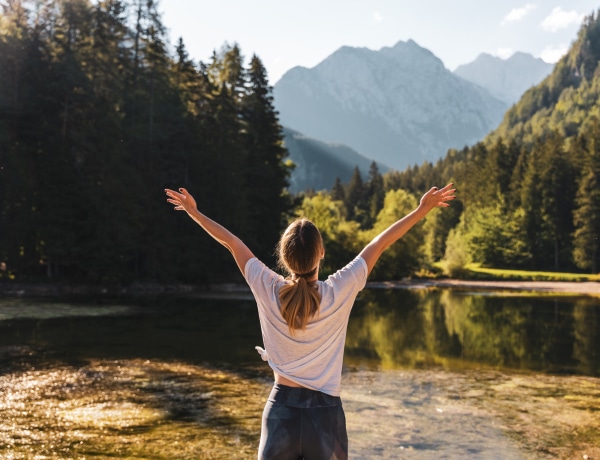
[268,383,342,409]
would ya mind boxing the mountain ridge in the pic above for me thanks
[274,39,508,171]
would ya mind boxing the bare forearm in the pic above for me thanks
[187,207,240,253]
[165,187,255,274]
[360,206,428,266]
[374,206,427,250]
[359,183,456,275]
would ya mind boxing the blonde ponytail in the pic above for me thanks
[276,219,323,334]
[279,277,320,334]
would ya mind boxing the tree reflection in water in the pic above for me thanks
[346,288,600,376]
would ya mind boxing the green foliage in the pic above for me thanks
[461,196,530,268]
[367,189,424,280]
[423,196,462,263]
[572,118,600,272]
[344,166,366,223]
[441,224,470,278]
[294,193,361,276]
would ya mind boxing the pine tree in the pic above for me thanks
[538,131,576,270]
[241,54,293,261]
[345,166,365,223]
[0,0,34,275]
[520,132,575,270]
[573,169,600,272]
[366,161,385,225]
[573,119,600,272]
[331,177,345,201]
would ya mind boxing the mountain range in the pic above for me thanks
[454,52,554,105]
[275,41,555,191]
[274,39,508,172]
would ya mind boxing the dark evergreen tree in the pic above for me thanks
[518,132,575,270]
[331,177,345,201]
[573,120,600,272]
[366,161,385,225]
[345,166,366,223]
[0,0,295,284]
[0,0,37,277]
[241,54,293,262]
[538,131,576,270]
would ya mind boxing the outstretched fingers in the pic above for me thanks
[165,187,197,212]
[437,183,456,207]
[165,188,186,211]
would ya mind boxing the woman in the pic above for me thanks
[165,183,456,459]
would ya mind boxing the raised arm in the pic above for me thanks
[165,188,255,275]
[358,183,456,275]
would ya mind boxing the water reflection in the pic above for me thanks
[0,296,263,365]
[1,290,599,458]
[1,290,599,377]
[346,289,600,376]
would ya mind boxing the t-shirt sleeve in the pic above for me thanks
[325,255,369,296]
[244,258,283,302]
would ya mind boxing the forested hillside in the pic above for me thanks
[379,11,600,274]
[0,0,293,284]
[490,12,600,145]
[305,10,600,278]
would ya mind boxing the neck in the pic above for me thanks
[292,274,318,283]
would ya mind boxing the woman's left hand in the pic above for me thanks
[165,188,198,214]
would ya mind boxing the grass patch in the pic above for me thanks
[430,262,600,281]
[463,264,600,282]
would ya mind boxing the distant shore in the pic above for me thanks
[1,278,599,298]
[367,278,600,296]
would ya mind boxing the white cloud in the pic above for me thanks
[540,7,584,32]
[495,47,514,59]
[373,11,383,24]
[540,44,569,63]
[501,4,536,25]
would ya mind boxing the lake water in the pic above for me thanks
[1,287,599,459]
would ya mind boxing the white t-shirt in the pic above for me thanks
[244,255,368,396]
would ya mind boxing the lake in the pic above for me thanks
[0,286,599,459]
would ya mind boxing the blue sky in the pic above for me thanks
[159,1,600,84]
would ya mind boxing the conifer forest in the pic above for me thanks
[1,0,599,285]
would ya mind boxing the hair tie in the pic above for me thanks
[295,267,316,278]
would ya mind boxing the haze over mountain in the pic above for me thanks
[274,39,508,171]
[282,127,388,193]
[454,52,554,106]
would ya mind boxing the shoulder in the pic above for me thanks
[324,256,368,290]
[244,258,284,287]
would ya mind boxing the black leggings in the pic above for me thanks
[258,384,348,460]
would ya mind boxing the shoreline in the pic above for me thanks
[367,278,600,296]
[0,278,599,298]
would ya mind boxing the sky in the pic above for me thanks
[159,1,600,85]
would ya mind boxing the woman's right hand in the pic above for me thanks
[418,183,456,213]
